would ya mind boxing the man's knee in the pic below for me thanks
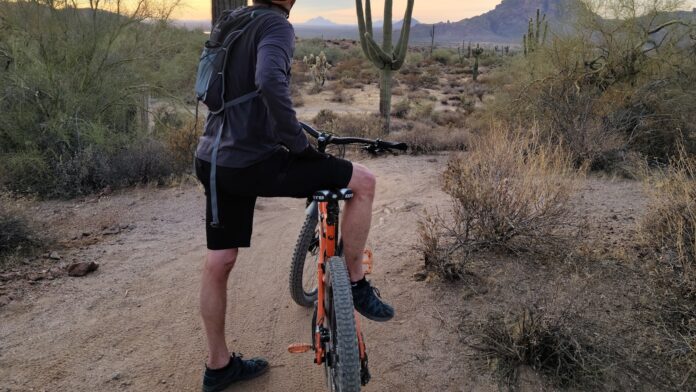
[205,249,239,275]
[349,163,376,199]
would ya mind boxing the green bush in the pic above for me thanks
[0,1,197,198]
[431,48,455,65]
[483,2,696,166]
[294,38,361,65]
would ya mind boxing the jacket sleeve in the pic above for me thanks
[255,18,308,153]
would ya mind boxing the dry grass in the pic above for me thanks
[418,126,581,279]
[638,147,696,387]
[0,196,39,265]
[392,123,469,155]
[642,146,696,299]
[164,115,202,170]
[468,307,604,390]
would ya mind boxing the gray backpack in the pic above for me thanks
[194,6,274,227]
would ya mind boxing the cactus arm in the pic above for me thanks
[543,19,548,45]
[365,33,393,66]
[392,0,414,69]
[383,0,392,52]
[355,0,370,58]
[365,0,374,37]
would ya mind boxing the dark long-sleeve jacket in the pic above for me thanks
[195,5,308,168]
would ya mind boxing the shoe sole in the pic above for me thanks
[202,363,270,392]
[355,308,395,322]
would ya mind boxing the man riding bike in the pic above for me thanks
[194,1,394,391]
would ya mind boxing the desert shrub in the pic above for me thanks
[312,109,339,129]
[432,48,455,65]
[312,111,380,139]
[442,128,578,251]
[470,308,603,390]
[392,99,411,119]
[331,56,377,84]
[159,112,203,171]
[398,68,440,91]
[329,86,354,103]
[404,51,424,67]
[484,1,696,166]
[409,101,434,122]
[0,199,38,262]
[418,127,579,278]
[393,123,469,155]
[431,110,469,129]
[642,148,696,299]
[0,1,193,198]
[290,82,305,107]
[294,38,357,65]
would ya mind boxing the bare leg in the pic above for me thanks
[200,248,238,369]
[341,163,376,282]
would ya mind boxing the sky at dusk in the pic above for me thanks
[172,0,696,24]
[173,0,505,23]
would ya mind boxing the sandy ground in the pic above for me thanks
[0,152,658,391]
[1,154,502,392]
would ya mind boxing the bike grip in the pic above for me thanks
[377,141,408,151]
[391,142,409,151]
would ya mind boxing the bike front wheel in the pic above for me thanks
[324,256,361,392]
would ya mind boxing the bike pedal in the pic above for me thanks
[287,343,313,354]
[362,249,374,275]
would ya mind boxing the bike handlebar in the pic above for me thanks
[300,122,408,153]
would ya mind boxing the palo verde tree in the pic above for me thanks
[212,0,247,25]
[355,0,415,133]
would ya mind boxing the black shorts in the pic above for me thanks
[195,149,353,250]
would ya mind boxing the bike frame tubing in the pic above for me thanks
[314,199,336,364]
[313,200,367,365]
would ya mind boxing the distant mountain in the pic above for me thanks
[409,0,584,44]
[303,16,339,26]
[373,18,420,29]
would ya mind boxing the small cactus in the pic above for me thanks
[303,52,331,90]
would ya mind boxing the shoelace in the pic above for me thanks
[372,286,382,299]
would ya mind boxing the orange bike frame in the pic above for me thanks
[313,201,367,365]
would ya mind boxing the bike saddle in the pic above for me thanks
[313,188,354,201]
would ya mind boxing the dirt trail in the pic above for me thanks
[0,155,488,392]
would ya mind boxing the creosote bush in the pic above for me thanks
[418,127,580,279]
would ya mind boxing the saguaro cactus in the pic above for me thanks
[355,0,415,133]
[523,9,548,56]
[472,44,483,81]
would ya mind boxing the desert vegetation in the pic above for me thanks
[0,0,202,199]
[2,0,696,390]
[412,1,696,389]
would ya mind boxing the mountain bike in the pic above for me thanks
[287,122,407,392]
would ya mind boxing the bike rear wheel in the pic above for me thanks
[324,256,361,392]
[289,210,319,307]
